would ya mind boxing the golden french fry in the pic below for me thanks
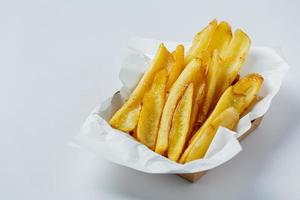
[185,107,239,162]
[180,74,263,163]
[214,29,251,105]
[188,81,205,139]
[184,87,234,153]
[211,107,240,130]
[185,20,218,65]
[231,74,263,113]
[207,21,232,56]
[165,53,175,74]
[155,59,205,155]
[186,50,211,136]
[168,83,194,161]
[166,45,184,91]
[109,44,170,132]
[197,50,222,123]
[137,69,168,150]
[241,96,261,117]
[112,105,141,132]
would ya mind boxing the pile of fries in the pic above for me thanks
[109,20,263,163]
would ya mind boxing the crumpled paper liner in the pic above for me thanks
[74,37,289,174]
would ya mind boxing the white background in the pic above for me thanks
[1,0,300,199]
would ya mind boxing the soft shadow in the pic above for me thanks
[94,88,299,200]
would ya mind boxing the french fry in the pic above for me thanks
[207,21,232,56]
[183,87,234,157]
[183,50,211,144]
[168,83,194,161]
[231,74,263,113]
[180,74,263,163]
[188,82,205,139]
[112,105,140,132]
[185,107,239,162]
[241,96,261,117]
[213,29,251,106]
[165,53,175,74]
[166,45,185,91]
[155,59,205,155]
[197,50,222,124]
[109,44,171,132]
[187,51,211,135]
[137,69,168,150]
[185,20,218,65]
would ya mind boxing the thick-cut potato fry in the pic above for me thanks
[137,69,168,150]
[231,74,263,113]
[155,59,205,155]
[211,107,239,130]
[168,83,194,161]
[185,107,239,162]
[241,96,260,117]
[187,51,210,135]
[185,20,218,65]
[109,44,170,132]
[207,21,232,56]
[180,74,263,163]
[214,29,251,105]
[186,87,234,146]
[197,75,262,142]
[188,82,205,138]
[198,50,211,72]
[167,45,185,91]
[197,50,222,123]
[113,105,140,132]
[165,53,175,74]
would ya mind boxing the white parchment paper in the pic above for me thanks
[74,37,289,174]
